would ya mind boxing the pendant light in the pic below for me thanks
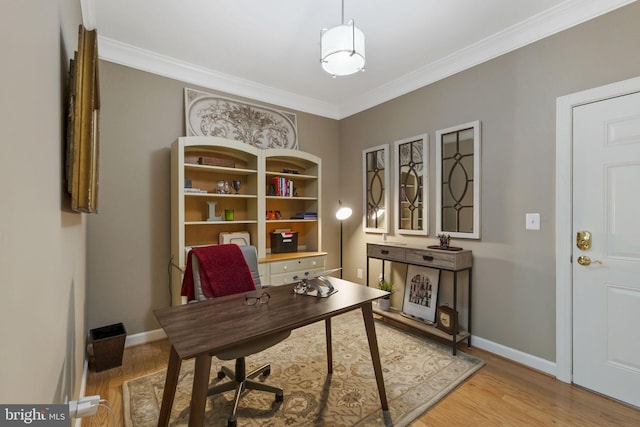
[320,0,365,77]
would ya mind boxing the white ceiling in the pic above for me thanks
[84,0,635,119]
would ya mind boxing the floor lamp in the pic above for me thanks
[335,201,352,279]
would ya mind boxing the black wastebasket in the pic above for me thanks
[90,323,127,372]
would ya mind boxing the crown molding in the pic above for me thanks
[338,0,637,118]
[80,0,96,30]
[92,0,635,120]
[98,36,341,119]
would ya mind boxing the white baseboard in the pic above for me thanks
[74,360,89,427]
[125,328,167,348]
[472,335,557,377]
[72,329,165,426]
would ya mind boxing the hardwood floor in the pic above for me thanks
[82,339,640,426]
[82,339,171,427]
[410,347,640,427]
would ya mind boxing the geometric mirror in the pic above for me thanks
[394,134,428,235]
[363,144,389,233]
[435,121,481,239]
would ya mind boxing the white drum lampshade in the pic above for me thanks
[321,20,365,77]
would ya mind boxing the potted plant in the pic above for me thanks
[377,279,394,311]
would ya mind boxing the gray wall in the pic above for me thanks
[0,0,85,403]
[339,2,640,361]
[86,63,340,333]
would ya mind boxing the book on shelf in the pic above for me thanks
[271,176,294,197]
[185,155,235,168]
[292,212,317,219]
[184,188,208,194]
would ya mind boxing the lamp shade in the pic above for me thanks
[321,20,365,76]
[336,206,353,221]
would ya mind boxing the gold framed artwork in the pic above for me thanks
[66,25,100,213]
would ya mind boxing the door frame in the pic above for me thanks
[555,75,640,383]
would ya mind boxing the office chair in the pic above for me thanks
[182,244,289,427]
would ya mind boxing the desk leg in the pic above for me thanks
[361,302,389,411]
[188,354,212,427]
[158,346,181,427]
[325,318,333,374]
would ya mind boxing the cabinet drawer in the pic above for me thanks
[405,248,472,270]
[269,256,325,274]
[270,267,324,286]
[367,244,406,262]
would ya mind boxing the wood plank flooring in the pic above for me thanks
[81,339,640,426]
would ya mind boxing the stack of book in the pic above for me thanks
[271,176,294,196]
[184,188,207,194]
[185,156,235,168]
[291,212,317,220]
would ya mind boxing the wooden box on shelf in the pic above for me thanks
[435,305,459,335]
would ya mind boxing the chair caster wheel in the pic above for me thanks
[227,418,237,427]
[217,371,225,380]
[262,368,271,377]
[275,392,284,402]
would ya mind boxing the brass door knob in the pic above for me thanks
[577,255,602,266]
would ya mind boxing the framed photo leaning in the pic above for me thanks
[402,265,440,323]
[66,25,100,213]
[436,305,458,335]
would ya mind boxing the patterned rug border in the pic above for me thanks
[123,313,484,427]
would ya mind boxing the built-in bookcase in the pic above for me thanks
[171,137,325,305]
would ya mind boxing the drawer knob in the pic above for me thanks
[283,266,288,271]
[312,261,317,266]
[381,250,389,255]
[422,255,434,261]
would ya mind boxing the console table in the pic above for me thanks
[366,243,472,354]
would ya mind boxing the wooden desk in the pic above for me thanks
[154,277,389,426]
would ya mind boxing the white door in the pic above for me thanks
[572,91,640,407]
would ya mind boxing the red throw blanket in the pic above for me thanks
[181,244,256,301]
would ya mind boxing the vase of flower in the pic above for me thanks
[437,233,451,249]
[378,298,391,311]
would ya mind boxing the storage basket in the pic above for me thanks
[270,231,298,253]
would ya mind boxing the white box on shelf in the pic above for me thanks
[219,231,250,246]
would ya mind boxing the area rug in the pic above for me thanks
[123,311,484,427]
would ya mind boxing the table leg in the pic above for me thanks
[366,257,369,287]
[453,271,458,355]
[468,267,472,347]
[361,302,389,411]
[325,318,333,373]
[188,354,212,427]
[158,346,182,427]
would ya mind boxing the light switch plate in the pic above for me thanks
[526,213,540,230]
